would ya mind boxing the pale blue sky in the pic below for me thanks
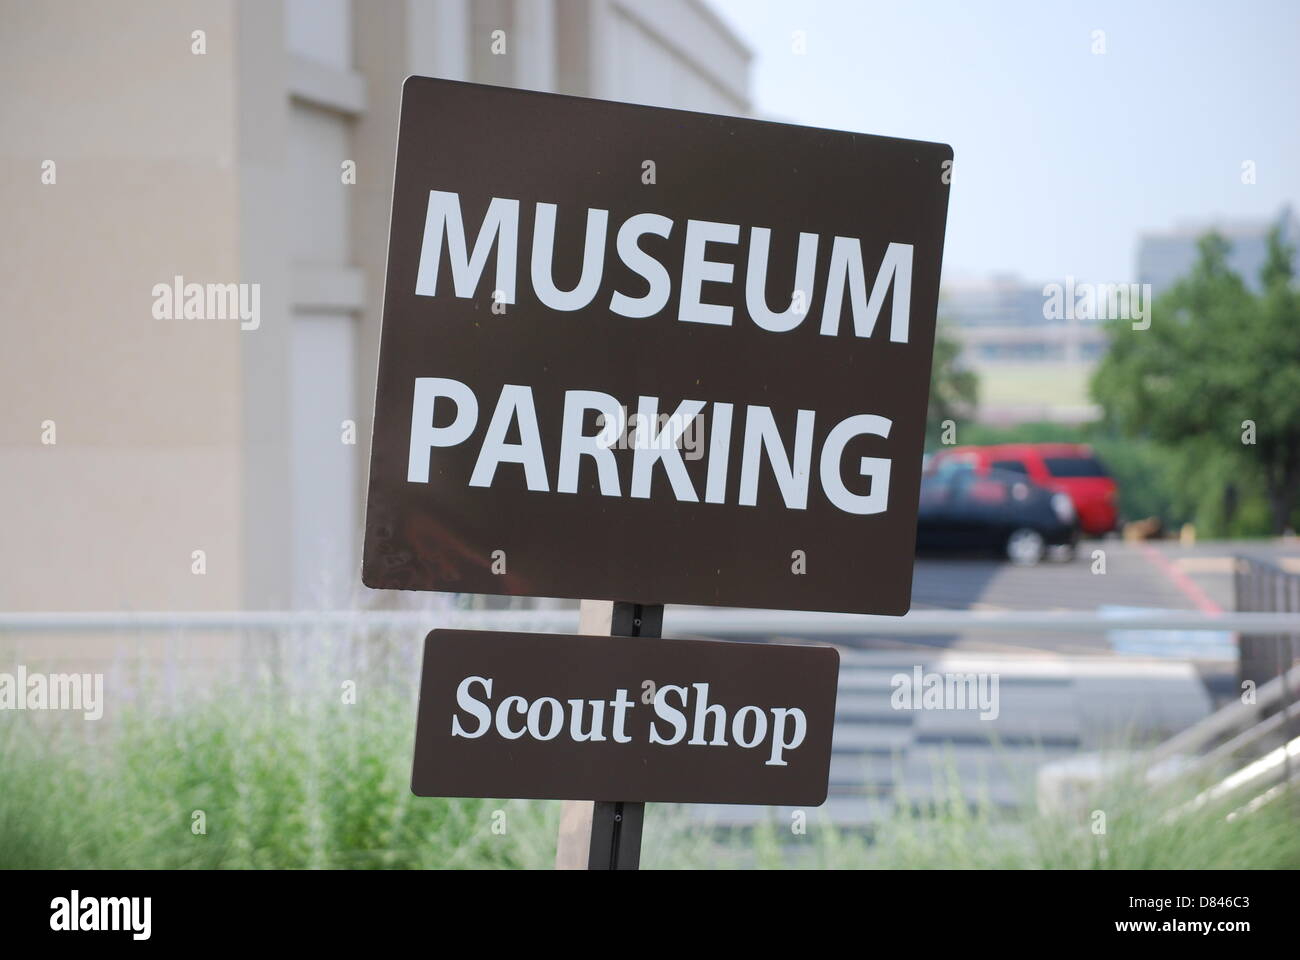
[709,0,1300,285]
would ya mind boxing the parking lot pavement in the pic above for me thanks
[709,540,1296,687]
[886,539,1297,700]
[912,541,1196,613]
[1130,537,1300,612]
[677,539,1295,685]
[868,542,1192,656]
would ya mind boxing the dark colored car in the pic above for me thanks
[916,463,1079,564]
[928,443,1119,535]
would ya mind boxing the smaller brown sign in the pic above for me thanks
[412,629,840,806]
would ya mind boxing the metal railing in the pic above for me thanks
[1149,662,1300,768]
[1235,555,1300,689]
[2,607,1300,635]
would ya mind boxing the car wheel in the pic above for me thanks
[1006,528,1046,565]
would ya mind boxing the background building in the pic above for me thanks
[938,205,1299,426]
[1,0,751,616]
[1137,205,1298,297]
[940,274,1105,426]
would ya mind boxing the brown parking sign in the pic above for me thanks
[412,629,840,806]
[363,77,952,614]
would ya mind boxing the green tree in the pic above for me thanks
[1092,228,1300,534]
[926,324,979,444]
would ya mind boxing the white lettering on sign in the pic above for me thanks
[450,675,810,767]
[414,189,914,343]
[406,378,893,515]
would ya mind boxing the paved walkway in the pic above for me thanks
[694,647,1213,828]
[693,539,1300,827]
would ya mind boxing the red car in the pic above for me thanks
[928,443,1118,535]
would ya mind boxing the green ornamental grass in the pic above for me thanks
[2,674,1296,870]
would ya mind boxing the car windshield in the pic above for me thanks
[990,459,1029,474]
[1043,456,1109,478]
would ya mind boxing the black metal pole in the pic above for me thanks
[587,601,663,870]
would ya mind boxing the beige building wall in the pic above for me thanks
[0,0,751,627]
[0,0,244,615]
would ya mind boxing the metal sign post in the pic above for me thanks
[552,600,661,870]
[584,601,661,870]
